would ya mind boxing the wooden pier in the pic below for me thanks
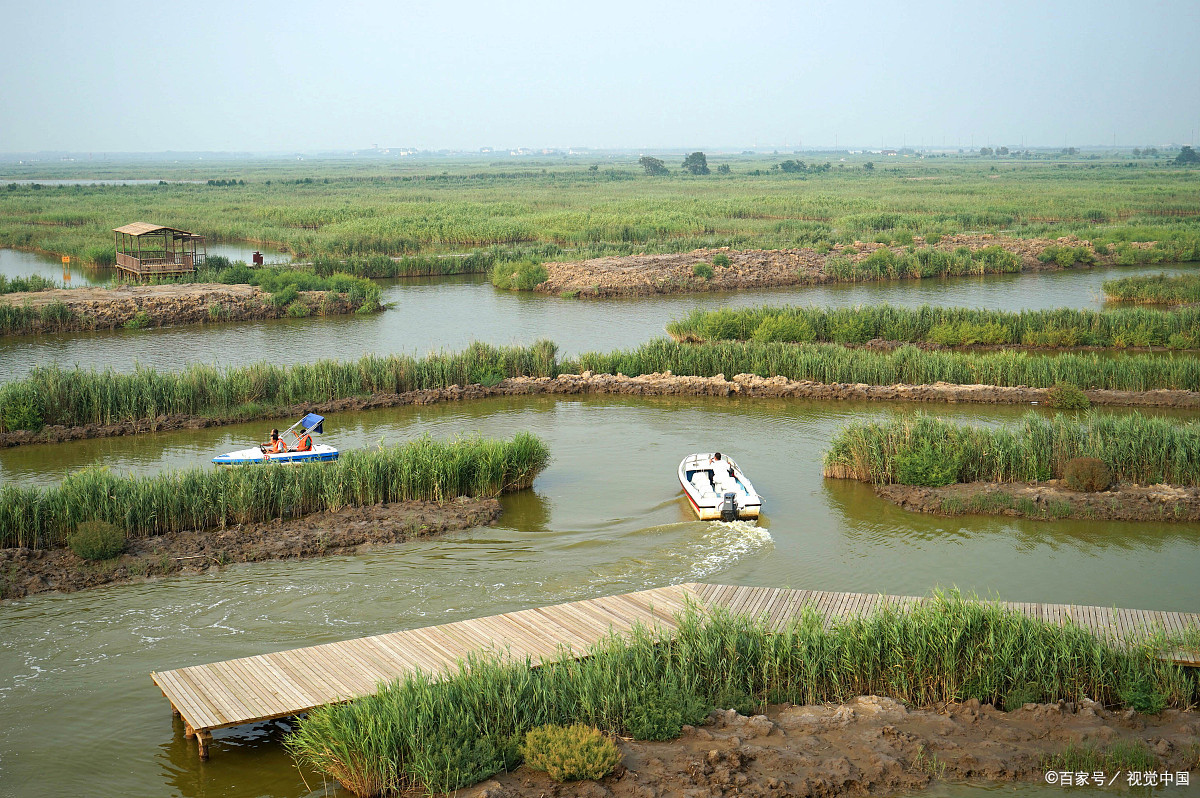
[151,583,1200,758]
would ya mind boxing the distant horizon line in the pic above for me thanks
[1,142,1194,161]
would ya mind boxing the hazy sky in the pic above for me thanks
[2,0,1197,152]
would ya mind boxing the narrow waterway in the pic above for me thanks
[1,395,1198,796]
[0,244,291,288]
[1,263,1194,383]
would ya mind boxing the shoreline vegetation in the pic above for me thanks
[823,412,1200,520]
[0,432,549,550]
[1103,272,1200,305]
[666,303,1200,351]
[0,261,383,335]
[286,598,1200,797]
[4,339,1200,444]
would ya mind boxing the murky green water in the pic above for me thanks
[2,396,1199,797]
[1,263,1194,382]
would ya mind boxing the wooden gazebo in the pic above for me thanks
[113,223,206,278]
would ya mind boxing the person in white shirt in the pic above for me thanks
[709,452,735,491]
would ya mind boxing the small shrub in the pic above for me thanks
[270,285,300,308]
[1118,675,1167,715]
[285,299,311,318]
[1063,457,1111,492]
[1,387,43,432]
[560,289,580,299]
[692,262,714,280]
[468,367,505,387]
[1002,681,1041,711]
[1046,383,1090,410]
[123,311,152,330]
[520,724,621,782]
[625,682,709,741]
[924,232,942,245]
[894,442,959,487]
[711,684,759,716]
[490,260,548,291]
[712,253,731,267]
[68,520,126,561]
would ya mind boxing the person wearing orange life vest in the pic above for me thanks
[295,430,314,452]
[263,428,287,455]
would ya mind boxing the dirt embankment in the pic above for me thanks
[877,480,1200,523]
[5,372,1199,450]
[0,498,500,600]
[0,282,368,334]
[536,234,1118,297]
[471,698,1200,798]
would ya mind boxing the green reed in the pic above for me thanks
[1104,273,1200,305]
[667,303,1200,349]
[823,411,1200,486]
[287,596,1200,797]
[0,341,559,432]
[567,339,1200,392]
[0,432,550,549]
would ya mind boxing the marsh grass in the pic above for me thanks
[568,339,1200,392]
[0,432,550,549]
[666,303,1200,350]
[286,597,1200,797]
[0,340,558,432]
[1104,273,1200,305]
[823,411,1200,487]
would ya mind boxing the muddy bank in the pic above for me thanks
[0,498,499,599]
[877,480,1200,523]
[5,372,1199,449]
[536,234,1122,297]
[0,282,371,334]
[470,698,1200,798]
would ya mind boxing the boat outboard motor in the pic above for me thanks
[720,492,739,522]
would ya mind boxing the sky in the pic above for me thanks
[1,0,1197,153]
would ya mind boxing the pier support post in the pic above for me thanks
[184,723,196,739]
[196,730,212,760]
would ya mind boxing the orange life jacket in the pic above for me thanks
[296,434,313,452]
[268,438,287,453]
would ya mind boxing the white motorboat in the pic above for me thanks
[212,413,340,466]
[678,452,762,521]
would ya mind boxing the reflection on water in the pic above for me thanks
[1,263,1195,382]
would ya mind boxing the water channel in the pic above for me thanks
[1,262,1198,796]
[1,262,1195,383]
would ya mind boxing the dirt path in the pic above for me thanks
[0,282,367,334]
[471,698,1200,798]
[536,234,1119,297]
[5,373,1198,450]
[0,498,500,599]
[876,480,1200,523]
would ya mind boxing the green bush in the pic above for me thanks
[1063,457,1111,492]
[124,311,152,330]
[490,260,549,291]
[712,253,731,267]
[520,725,621,782]
[894,441,960,487]
[270,285,300,308]
[1046,383,1090,410]
[692,262,714,280]
[625,681,709,741]
[1118,675,1167,715]
[68,520,126,561]
[285,299,311,318]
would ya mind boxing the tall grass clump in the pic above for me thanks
[287,597,1200,796]
[1104,273,1200,306]
[0,341,559,432]
[0,432,550,549]
[823,411,1200,487]
[0,274,59,294]
[490,260,549,290]
[667,303,1200,349]
[821,245,1021,282]
[567,339,1200,393]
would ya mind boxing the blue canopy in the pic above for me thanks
[300,413,324,434]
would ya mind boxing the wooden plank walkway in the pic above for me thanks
[152,583,1200,758]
